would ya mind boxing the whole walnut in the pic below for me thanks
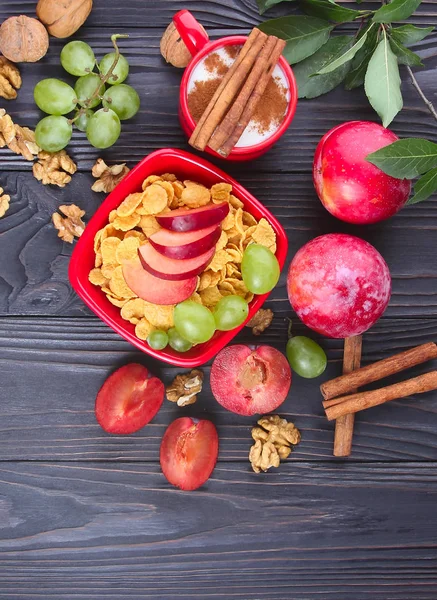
[0,16,49,63]
[36,0,93,39]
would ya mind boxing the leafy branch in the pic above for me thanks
[257,0,434,127]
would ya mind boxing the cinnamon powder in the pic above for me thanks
[187,64,288,135]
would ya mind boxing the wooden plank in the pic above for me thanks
[1,0,437,27]
[1,170,437,317]
[0,461,436,598]
[0,28,436,173]
[2,316,437,461]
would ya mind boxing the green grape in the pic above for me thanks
[147,330,169,350]
[174,301,216,344]
[34,79,77,115]
[74,109,94,132]
[75,73,105,109]
[286,336,327,379]
[60,41,95,76]
[99,52,129,85]
[241,244,280,294]
[102,84,140,120]
[213,295,249,331]
[168,328,193,353]
[35,116,72,152]
[86,108,121,149]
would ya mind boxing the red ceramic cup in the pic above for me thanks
[175,10,298,162]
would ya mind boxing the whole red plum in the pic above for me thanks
[287,233,391,338]
[313,121,411,224]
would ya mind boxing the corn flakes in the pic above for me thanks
[135,318,154,340]
[113,213,141,231]
[141,184,168,215]
[101,237,121,264]
[116,193,143,218]
[121,298,147,324]
[161,173,177,182]
[140,215,160,237]
[88,268,108,286]
[109,266,137,299]
[115,237,141,264]
[252,218,276,248]
[154,180,174,204]
[181,182,210,207]
[142,175,162,190]
[211,182,232,203]
[143,303,174,329]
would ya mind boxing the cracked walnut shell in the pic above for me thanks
[160,21,208,68]
[249,415,301,473]
[166,369,204,407]
[0,55,21,99]
[246,308,273,336]
[91,158,130,193]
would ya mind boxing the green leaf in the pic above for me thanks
[373,0,422,24]
[258,16,333,64]
[344,24,379,89]
[391,24,434,46]
[316,25,373,74]
[293,36,353,98]
[299,0,362,23]
[366,138,437,179]
[389,36,423,66]
[257,0,295,15]
[408,167,437,204]
[364,33,403,127]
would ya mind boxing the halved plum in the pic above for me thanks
[210,345,292,416]
[122,258,197,305]
[160,417,219,491]
[138,243,215,281]
[156,202,230,232]
[95,363,164,434]
[149,225,221,260]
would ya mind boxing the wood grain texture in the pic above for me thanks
[2,316,437,462]
[2,171,437,316]
[0,461,437,599]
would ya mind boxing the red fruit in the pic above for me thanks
[95,363,164,434]
[160,417,219,491]
[122,259,197,305]
[313,121,411,224]
[210,345,291,416]
[149,225,221,259]
[156,202,230,232]
[138,243,215,281]
[287,233,391,339]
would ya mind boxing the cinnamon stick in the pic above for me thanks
[324,370,437,421]
[217,37,286,157]
[321,342,437,401]
[333,335,362,457]
[208,35,278,152]
[189,28,268,151]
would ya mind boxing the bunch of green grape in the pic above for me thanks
[147,295,250,353]
[33,37,140,153]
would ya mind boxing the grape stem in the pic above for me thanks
[69,34,129,124]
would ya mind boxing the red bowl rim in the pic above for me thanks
[180,35,298,158]
[69,148,288,367]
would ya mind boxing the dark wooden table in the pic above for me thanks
[1,1,437,598]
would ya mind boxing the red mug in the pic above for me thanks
[174,10,298,162]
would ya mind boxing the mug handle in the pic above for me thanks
[173,10,210,58]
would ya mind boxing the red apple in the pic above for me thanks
[287,233,391,338]
[150,225,221,259]
[160,417,219,491]
[156,202,229,232]
[95,363,164,434]
[122,258,197,305]
[313,121,411,224]
[138,243,215,281]
[210,345,292,416]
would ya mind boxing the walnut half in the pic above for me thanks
[249,415,301,473]
[0,55,21,99]
[0,186,10,218]
[166,369,204,407]
[52,204,85,244]
[33,150,77,188]
[91,158,130,193]
[245,308,273,335]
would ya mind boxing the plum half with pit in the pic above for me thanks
[287,233,391,338]
[313,121,411,224]
[211,345,292,416]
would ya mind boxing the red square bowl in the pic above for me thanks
[69,148,288,367]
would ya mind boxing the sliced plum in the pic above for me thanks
[210,345,292,416]
[149,225,221,259]
[160,417,219,491]
[138,243,215,281]
[95,363,164,434]
[122,258,197,305]
[156,202,229,232]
